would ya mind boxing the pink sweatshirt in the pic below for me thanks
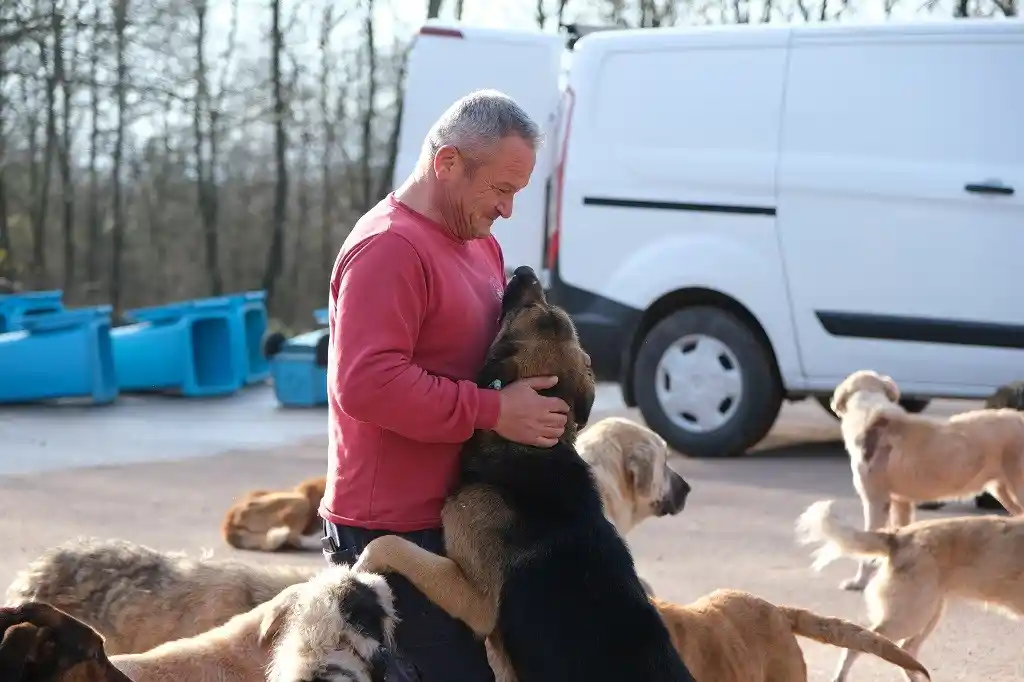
[320,193,506,531]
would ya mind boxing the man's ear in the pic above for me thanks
[432,145,460,180]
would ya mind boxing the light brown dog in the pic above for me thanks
[221,476,327,551]
[5,537,319,655]
[110,581,304,682]
[797,499,1024,681]
[578,417,690,538]
[829,369,1024,590]
[0,601,133,682]
[654,589,928,682]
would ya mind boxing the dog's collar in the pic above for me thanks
[488,379,503,390]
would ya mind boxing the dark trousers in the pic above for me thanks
[322,520,496,682]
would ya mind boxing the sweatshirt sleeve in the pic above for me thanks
[331,231,502,443]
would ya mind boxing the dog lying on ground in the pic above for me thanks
[109,581,303,681]
[267,563,397,682]
[353,265,696,682]
[0,601,133,682]
[654,588,929,682]
[829,369,1024,590]
[4,536,319,654]
[797,499,1022,681]
[221,475,326,551]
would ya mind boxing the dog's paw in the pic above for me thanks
[352,536,396,575]
[265,526,292,551]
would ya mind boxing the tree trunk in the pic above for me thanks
[85,1,102,293]
[0,48,12,280]
[32,15,59,287]
[193,0,222,295]
[427,0,443,18]
[56,0,76,293]
[110,0,129,315]
[261,0,288,306]
[359,0,377,212]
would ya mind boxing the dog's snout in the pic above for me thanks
[656,469,691,516]
[512,265,537,280]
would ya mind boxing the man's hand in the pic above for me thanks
[493,376,570,447]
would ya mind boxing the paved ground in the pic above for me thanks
[0,386,1020,681]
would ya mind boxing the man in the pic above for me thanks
[320,90,571,682]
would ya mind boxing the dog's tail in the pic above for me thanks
[780,606,930,679]
[795,499,896,571]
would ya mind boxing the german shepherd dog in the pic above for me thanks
[353,265,696,682]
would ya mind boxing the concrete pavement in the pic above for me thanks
[0,385,1018,681]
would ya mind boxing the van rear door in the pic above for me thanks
[395,20,564,275]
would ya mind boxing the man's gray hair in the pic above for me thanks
[421,89,543,167]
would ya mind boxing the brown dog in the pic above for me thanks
[353,265,695,682]
[221,476,326,551]
[655,589,929,682]
[798,499,1022,681]
[830,369,1024,590]
[0,602,133,682]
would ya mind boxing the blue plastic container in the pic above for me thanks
[225,290,270,385]
[268,328,329,407]
[0,290,65,333]
[112,298,243,397]
[0,305,118,405]
[313,307,328,327]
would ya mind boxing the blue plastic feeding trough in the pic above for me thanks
[265,328,329,407]
[225,290,270,385]
[0,290,65,333]
[312,307,328,327]
[112,297,243,397]
[0,305,118,405]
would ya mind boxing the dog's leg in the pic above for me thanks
[888,499,914,529]
[899,604,945,681]
[987,481,1024,515]
[841,494,888,591]
[353,535,496,636]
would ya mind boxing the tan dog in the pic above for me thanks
[221,476,327,551]
[797,499,1024,681]
[830,369,1024,590]
[5,537,319,655]
[0,602,133,682]
[578,417,690,537]
[110,581,304,682]
[654,589,928,682]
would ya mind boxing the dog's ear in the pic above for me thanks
[478,339,520,391]
[625,442,655,495]
[257,585,301,648]
[860,415,893,469]
[829,386,848,416]
[880,375,900,403]
[0,621,42,679]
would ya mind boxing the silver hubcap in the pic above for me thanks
[655,334,743,433]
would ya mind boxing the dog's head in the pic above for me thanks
[0,602,133,682]
[292,477,327,537]
[479,265,596,441]
[830,369,900,417]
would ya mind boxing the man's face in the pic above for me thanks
[433,135,536,240]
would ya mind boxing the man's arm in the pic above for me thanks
[331,232,501,443]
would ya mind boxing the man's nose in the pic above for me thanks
[497,199,513,219]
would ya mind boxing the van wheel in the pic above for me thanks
[815,396,930,419]
[633,306,782,458]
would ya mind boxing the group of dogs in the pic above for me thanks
[1,264,1022,682]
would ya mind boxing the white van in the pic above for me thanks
[397,18,1024,458]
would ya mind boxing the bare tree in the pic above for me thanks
[85,0,103,293]
[191,0,222,295]
[427,0,444,18]
[359,0,377,212]
[260,0,288,305]
[110,0,129,314]
[0,45,10,280]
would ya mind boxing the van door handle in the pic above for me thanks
[964,181,1014,196]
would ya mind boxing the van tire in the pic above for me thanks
[632,306,782,458]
